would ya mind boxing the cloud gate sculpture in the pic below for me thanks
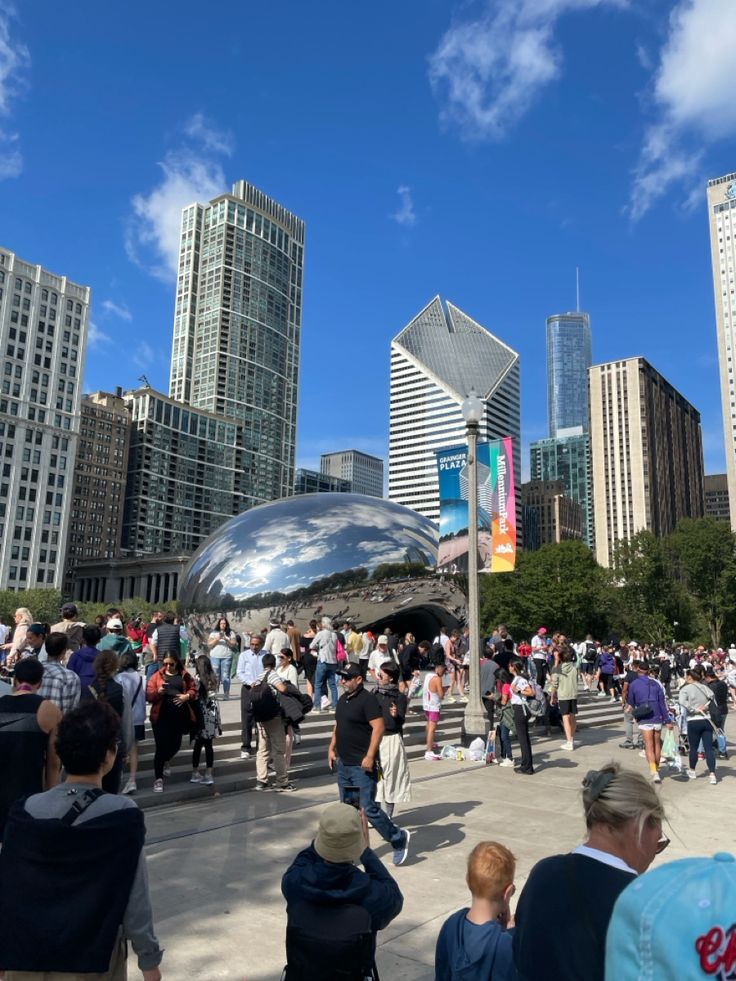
[179,493,467,638]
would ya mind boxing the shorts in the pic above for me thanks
[582,663,596,673]
[134,724,146,742]
[425,710,441,723]
[559,699,577,716]
[638,723,662,731]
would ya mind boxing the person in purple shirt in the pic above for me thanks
[627,660,672,784]
[67,624,102,690]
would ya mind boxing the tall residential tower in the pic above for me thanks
[546,311,592,436]
[589,358,704,567]
[169,180,305,505]
[0,247,89,591]
[388,297,520,522]
[707,171,736,528]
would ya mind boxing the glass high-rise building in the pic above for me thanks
[546,312,592,437]
[169,180,305,504]
[530,432,593,547]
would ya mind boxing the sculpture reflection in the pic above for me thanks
[179,493,440,611]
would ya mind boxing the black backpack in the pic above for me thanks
[282,901,379,981]
[250,675,280,722]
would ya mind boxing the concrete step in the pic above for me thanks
[131,690,623,810]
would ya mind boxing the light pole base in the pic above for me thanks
[461,705,490,748]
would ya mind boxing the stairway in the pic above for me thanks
[132,684,624,810]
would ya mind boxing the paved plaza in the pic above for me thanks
[142,707,735,980]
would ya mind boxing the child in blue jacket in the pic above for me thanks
[435,841,516,981]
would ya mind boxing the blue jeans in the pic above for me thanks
[315,661,338,709]
[145,660,160,682]
[498,724,512,760]
[211,655,232,695]
[336,760,404,848]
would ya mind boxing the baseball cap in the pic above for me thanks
[314,803,363,865]
[61,603,78,617]
[538,627,547,635]
[376,635,388,646]
[107,618,123,630]
[336,664,362,680]
[27,623,46,636]
[605,852,736,980]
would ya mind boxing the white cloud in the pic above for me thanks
[183,112,233,156]
[0,5,29,180]
[125,114,231,281]
[628,0,736,220]
[102,299,132,321]
[428,0,626,140]
[88,321,112,348]
[391,185,417,227]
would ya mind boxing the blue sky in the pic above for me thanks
[2,0,736,478]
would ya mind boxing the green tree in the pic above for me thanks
[0,589,63,627]
[668,517,736,648]
[479,540,611,639]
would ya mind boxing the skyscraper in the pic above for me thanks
[589,358,704,567]
[530,431,593,547]
[546,312,592,436]
[63,391,131,595]
[0,247,90,590]
[169,180,305,504]
[388,297,520,522]
[707,171,736,528]
[320,449,384,498]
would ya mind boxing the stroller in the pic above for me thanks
[660,696,688,772]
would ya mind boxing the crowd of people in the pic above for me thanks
[0,602,734,979]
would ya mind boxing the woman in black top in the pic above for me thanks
[373,660,411,818]
[513,763,668,981]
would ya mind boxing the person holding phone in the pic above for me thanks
[146,655,197,793]
[328,664,411,867]
[281,801,403,978]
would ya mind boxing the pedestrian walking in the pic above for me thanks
[38,630,81,714]
[374,660,411,818]
[423,653,446,760]
[146,654,197,793]
[626,661,671,784]
[311,616,339,712]
[117,650,146,795]
[207,615,239,698]
[236,633,264,759]
[253,652,294,792]
[327,663,410,866]
[82,650,134,794]
[678,666,719,784]
[190,653,221,787]
[549,647,579,752]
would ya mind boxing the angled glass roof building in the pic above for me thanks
[389,297,520,523]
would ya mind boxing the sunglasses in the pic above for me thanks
[655,835,670,855]
[163,661,176,667]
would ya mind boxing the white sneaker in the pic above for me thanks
[597,691,607,698]
[686,769,697,780]
[190,772,203,784]
[240,750,251,759]
[709,773,717,785]
[153,779,164,793]
[561,741,574,751]
[203,775,214,786]
[651,772,661,783]
[424,750,441,760]
[122,780,137,795]
[638,750,647,758]
[499,758,514,767]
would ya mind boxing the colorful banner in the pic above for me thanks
[435,438,516,574]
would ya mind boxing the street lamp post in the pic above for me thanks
[461,389,488,746]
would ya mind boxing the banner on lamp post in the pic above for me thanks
[435,437,516,574]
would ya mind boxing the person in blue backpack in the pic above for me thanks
[435,841,516,981]
[626,661,671,784]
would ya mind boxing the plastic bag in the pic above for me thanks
[468,737,485,762]
[406,674,423,700]
[716,729,727,755]
[441,745,466,760]
[661,726,678,759]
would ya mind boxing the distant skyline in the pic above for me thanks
[1,1,735,480]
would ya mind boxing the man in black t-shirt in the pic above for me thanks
[328,665,410,866]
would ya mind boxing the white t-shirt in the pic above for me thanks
[277,663,299,687]
[510,675,531,705]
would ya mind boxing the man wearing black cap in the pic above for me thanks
[51,603,85,654]
[328,664,411,866]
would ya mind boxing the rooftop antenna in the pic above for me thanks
[575,267,580,313]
